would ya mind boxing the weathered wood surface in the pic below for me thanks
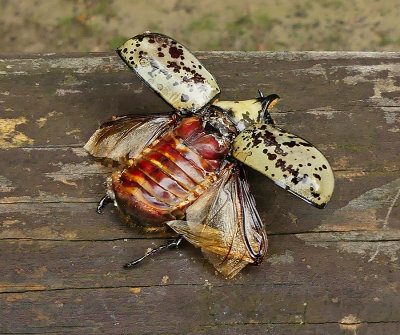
[0,51,399,334]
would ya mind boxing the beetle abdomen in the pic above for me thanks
[112,116,231,230]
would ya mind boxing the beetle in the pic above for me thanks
[84,32,335,278]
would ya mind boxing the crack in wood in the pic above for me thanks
[0,282,303,295]
[1,230,400,242]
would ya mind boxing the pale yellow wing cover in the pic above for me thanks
[233,123,335,208]
[167,165,267,278]
[117,33,220,113]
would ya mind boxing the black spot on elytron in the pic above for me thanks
[283,174,287,178]
[272,174,275,177]
[311,191,320,198]
[158,47,162,51]
[307,163,312,166]
[190,72,206,84]
[181,94,189,102]
[130,61,135,65]
[292,173,308,185]
[275,159,299,178]
[319,167,322,171]
[167,61,181,73]
[313,173,321,180]
[158,52,164,57]
[283,141,297,148]
[299,164,303,167]
[136,43,140,47]
[123,48,127,53]
[312,155,316,159]
[265,166,269,171]
[198,65,202,69]
[267,153,277,160]
[148,39,155,43]
[169,46,183,58]
[129,56,133,60]
[171,40,177,45]
[180,62,184,65]
[322,164,327,169]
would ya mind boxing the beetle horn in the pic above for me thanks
[257,91,280,124]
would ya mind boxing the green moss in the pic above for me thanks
[92,0,116,17]
[188,13,216,31]
[108,36,129,50]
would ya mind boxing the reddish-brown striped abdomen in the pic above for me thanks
[111,116,231,229]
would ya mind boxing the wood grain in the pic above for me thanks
[0,51,399,334]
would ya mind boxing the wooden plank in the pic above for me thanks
[0,51,399,334]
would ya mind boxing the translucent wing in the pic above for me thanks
[84,114,174,162]
[117,32,220,114]
[167,164,267,278]
[233,123,335,208]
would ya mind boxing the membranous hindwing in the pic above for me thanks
[117,32,220,113]
[232,123,335,208]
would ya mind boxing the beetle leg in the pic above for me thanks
[123,236,184,269]
[97,194,112,214]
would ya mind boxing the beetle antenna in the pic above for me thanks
[97,194,112,214]
[123,236,184,269]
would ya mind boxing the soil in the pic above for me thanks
[0,0,399,52]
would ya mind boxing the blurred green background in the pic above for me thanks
[1,0,400,52]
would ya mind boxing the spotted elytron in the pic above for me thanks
[85,32,334,278]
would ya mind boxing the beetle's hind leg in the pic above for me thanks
[97,194,112,214]
[123,236,184,269]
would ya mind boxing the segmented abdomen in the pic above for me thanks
[111,116,230,229]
